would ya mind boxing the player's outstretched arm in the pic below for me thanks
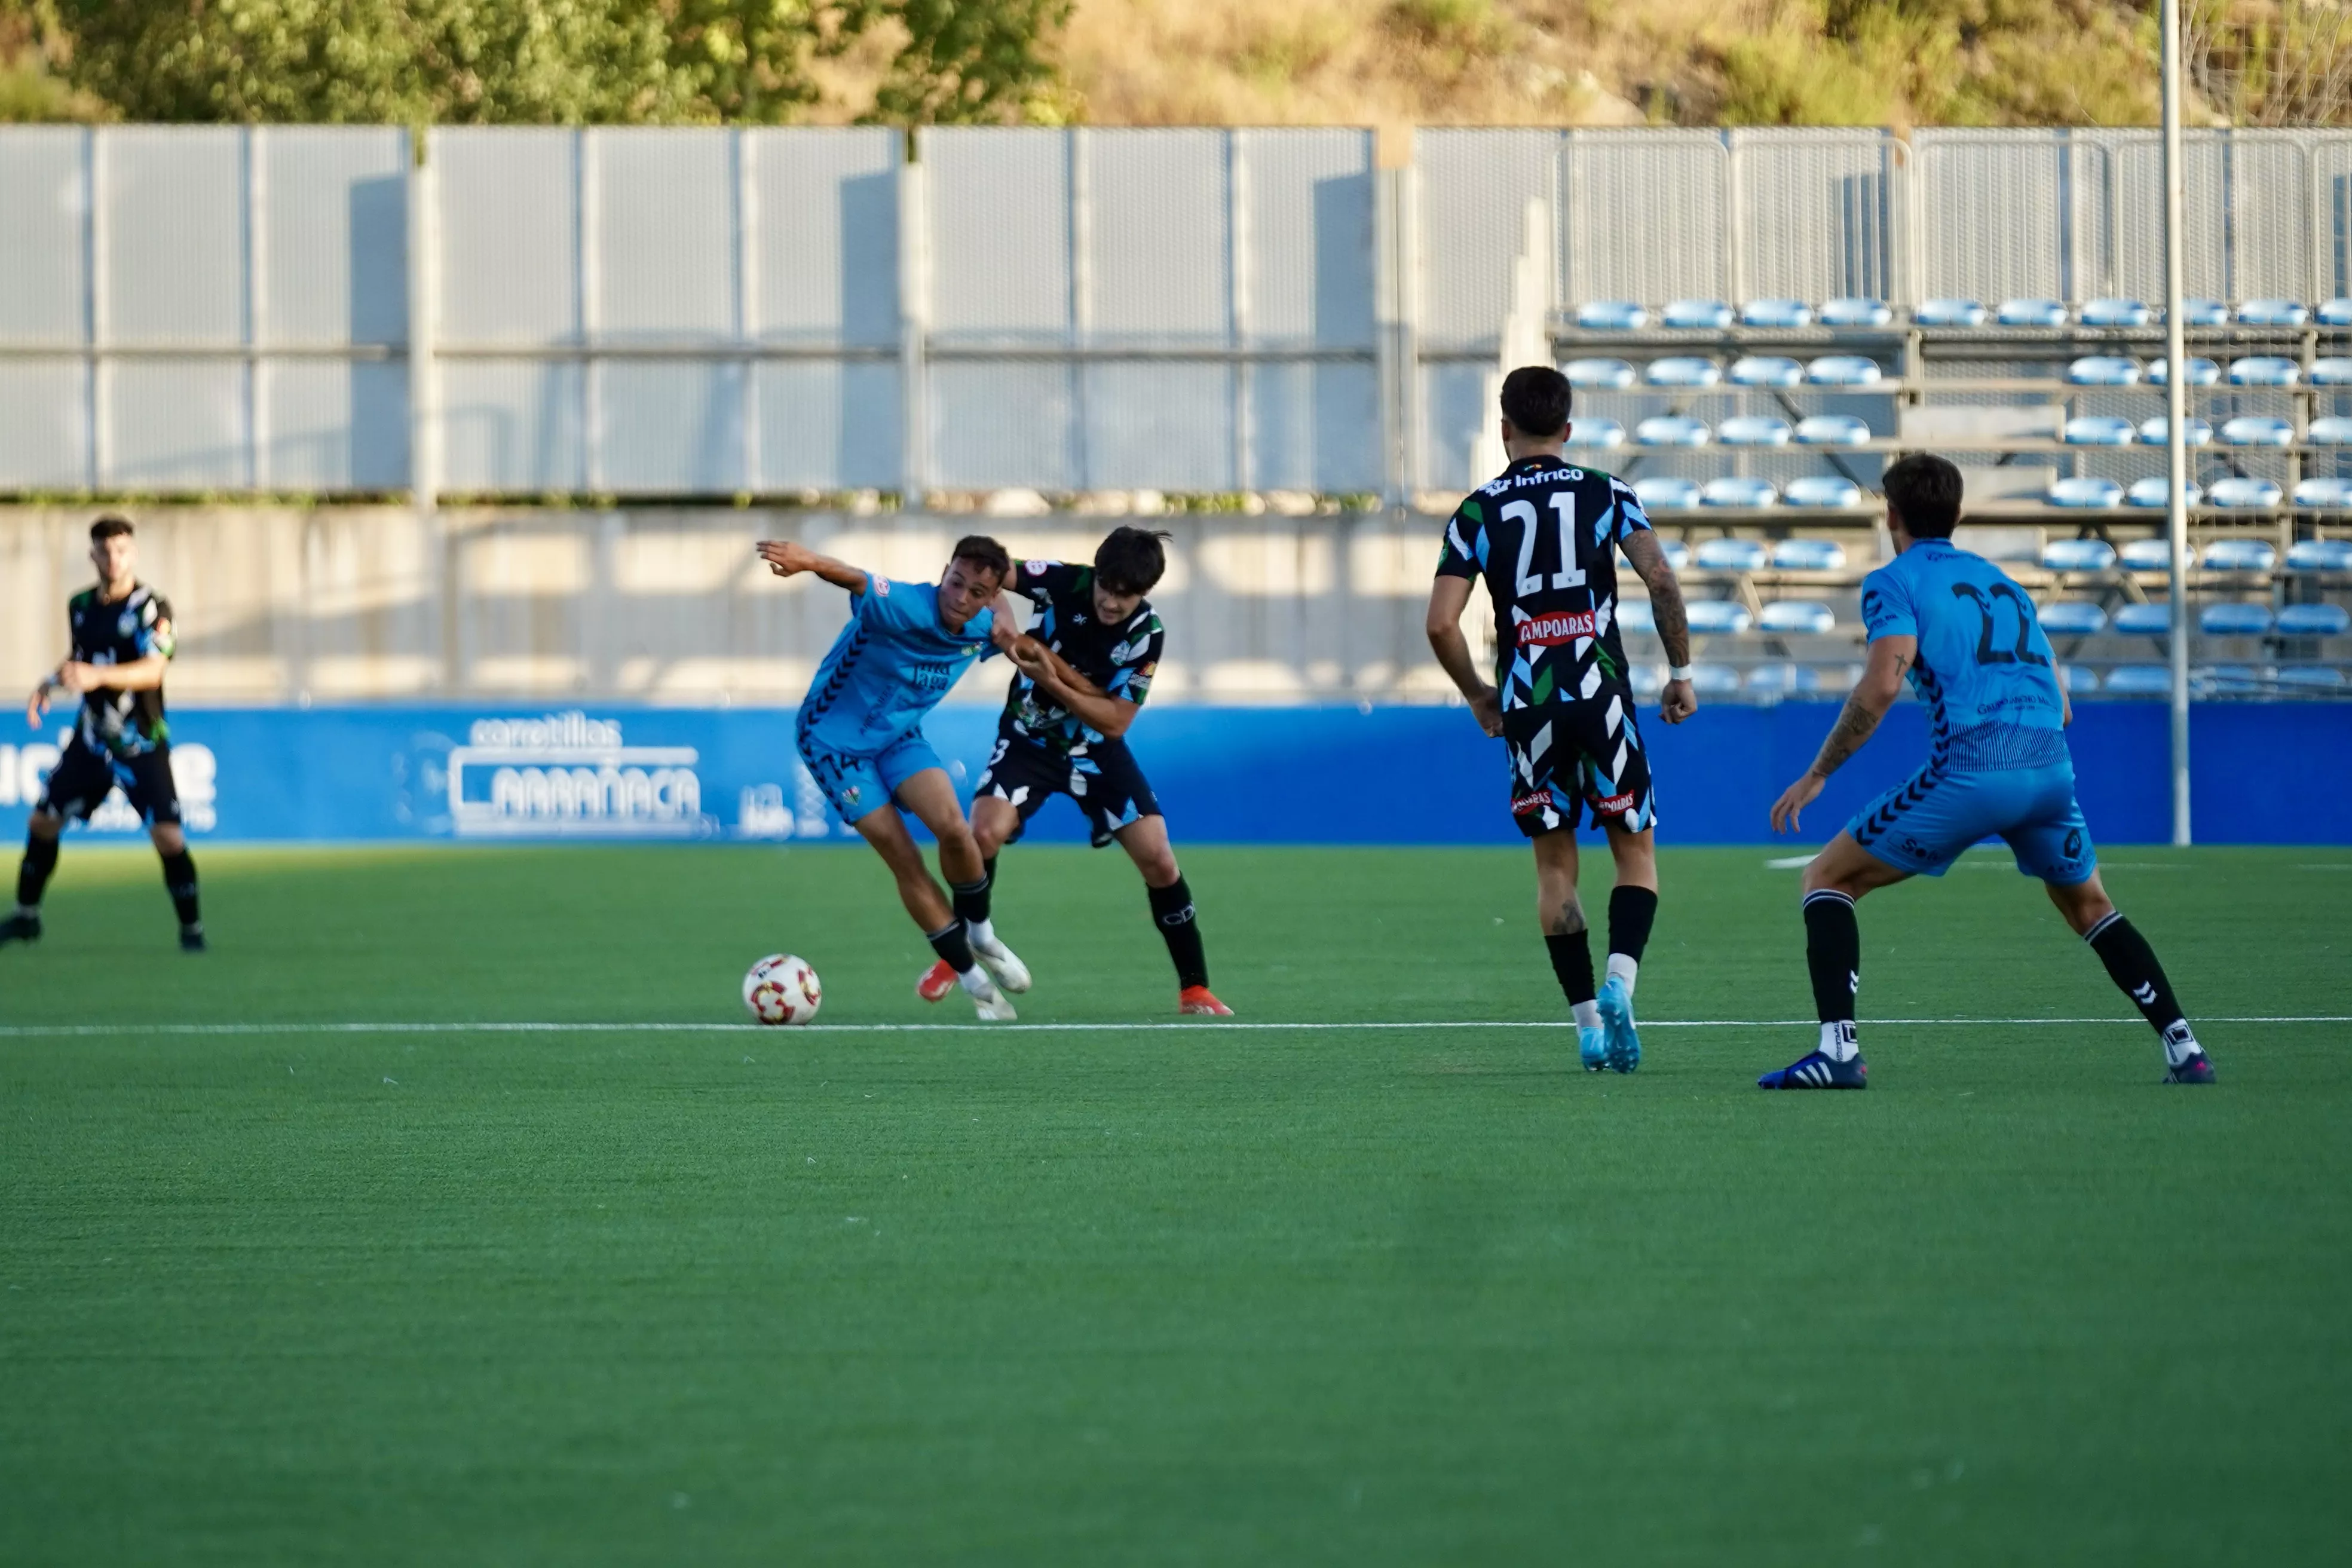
[755,540,869,596]
[1770,635,1915,833]
[1622,531,1696,724]
[1425,575,1502,737]
[1008,637,1140,739]
[61,654,167,695]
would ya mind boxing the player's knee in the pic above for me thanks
[27,810,62,842]
[2048,878,2114,935]
[1138,850,1180,887]
[150,824,185,856]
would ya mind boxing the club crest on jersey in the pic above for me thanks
[1025,559,1052,574]
[1516,610,1597,647]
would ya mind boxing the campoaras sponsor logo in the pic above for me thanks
[1594,790,1637,816]
[1516,610,1597,647]
[1511,788,1556,817]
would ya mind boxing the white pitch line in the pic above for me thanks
[0,1016,2346,1039]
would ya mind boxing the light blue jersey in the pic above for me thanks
[1858,537,2066,772]
[795,577,999,757]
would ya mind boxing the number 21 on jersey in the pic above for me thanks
[1505,494,1587,596]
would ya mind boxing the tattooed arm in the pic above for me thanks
[1620,529,1696,724]
[1769,635,1916,834]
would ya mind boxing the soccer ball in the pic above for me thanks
[743,954,822,1025]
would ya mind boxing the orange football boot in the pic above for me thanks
[1178,985,1233,1016]
[917,958,959,1002]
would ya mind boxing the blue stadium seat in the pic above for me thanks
[2220,415,2294,448]
[1916,299,1987,327]
[2310,359,2352,386]
[2202,537,2278,570]
[2120,537,2194,569]
[1693,538,1769,571]
[2228,357,2301,387]
[2080,298,2152,327]
[2278,665,2348,690]
[2200,602,2274,636]
[2197,664,2270,693]
[1659,539,1693,569]
[2291,477,2352,510]
[1716,415,1792,446]
[1564,418,1627,449]
[2044,537,2119,570]
[1636,415,1711,446]
[2066,357,2140,387]
[1662,299,1733,329]
[1685,601,1754,633]
[1781,477,1863,510]
[2237,299,2308,326]
[1998,298,2068,327]
[1701,476,1778,508]
[2104,663,2176,692]
[1818,298,1891,327]
[2047,478,2124,509]
[1634,477,1703,511]
[2148,357,2222,385]
[1576,301,1650,330]
[1565,357,1637,389]
[1795,414,1873,446]
[2064,415,2137,445]
[1742,299,1813,329]
[1688,663,1744,693]
[1728,356,1804,387]
[2038,601,2108,635]
[2277,604,2351,636]
[2137,415,2213,445]
[2320,299,2352,327]
[2286,539,2352,571]
[1646,356,1722,387]
[2308,416,2352,445]
[1618,599,1657,633]
[1758,601,1836,634]
[1770,537,1848,570]
[2112,604,2175,635]
[2126,477,2203,509]
[1806,355,1882,385]
[2207,477,2284,510]
[2059,664,2100,693]
[2176,299,2230,326]
[1745,663,1825,693]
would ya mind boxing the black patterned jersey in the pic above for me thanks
[1002,560,1163,755]
[66,583,176,758]
[1435,457,1652,712]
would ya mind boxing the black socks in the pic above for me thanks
[161,849,201,930]
[949,869,991,929]
[1147,876,1209,990]
[925,917,977,975]
[1803,889,1860,1025]
[1608,885,1656,967]
[2084,910,2189,1037]
[16,832,58,910]
[1545,929,1596,1007]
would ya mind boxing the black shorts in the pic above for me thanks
[976,725,1162,848]
[1503,693,1656,839]
[38,737,183,827]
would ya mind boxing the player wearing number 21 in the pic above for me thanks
[1763,452,2214,1089]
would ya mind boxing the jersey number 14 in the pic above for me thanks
[1507,494,1587,596]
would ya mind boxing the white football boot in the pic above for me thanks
[960,966,1018,1021]
[967,924,1032,994]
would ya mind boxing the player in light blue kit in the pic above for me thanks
[758,533,1031,1020]
[1763,454,2215,1088]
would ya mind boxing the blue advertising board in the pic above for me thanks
[0,701,2347,847]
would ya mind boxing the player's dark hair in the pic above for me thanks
[1883,453,1964,538]
[1094,526,1169,594]
[90,514,134,543]
[1499,365,1572,438]
[950,534,1012,585]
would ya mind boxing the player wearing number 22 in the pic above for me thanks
[1427,366,1698,1074]
[1764,453,2215,1088]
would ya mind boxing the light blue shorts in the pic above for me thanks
[1846,762,2097,884]
[795,730,944,825]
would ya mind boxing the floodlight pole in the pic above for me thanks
[2161,0,2192,846]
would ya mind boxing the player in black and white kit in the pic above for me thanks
[4,516,205,951]
[1426,367,1695,1070]
[915,526,1230,1016]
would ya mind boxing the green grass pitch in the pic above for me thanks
[2,843,2348,1564]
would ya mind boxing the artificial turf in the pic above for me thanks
[1,843,2347,1565]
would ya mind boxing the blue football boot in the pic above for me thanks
[1595,975,1641,1073]
[2164,1052,2216,1085]
[1757,1049,1869,1089]
[1578,1024,1608,1072]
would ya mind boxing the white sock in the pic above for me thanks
[2161,1020,2201,1067]
[1818,1021,1858,1061]
[958,966,997,999]
[1605,953,1639,996]
[13,904,34,919]
[1572,1000,1602,1030]
[968,917,997,950]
